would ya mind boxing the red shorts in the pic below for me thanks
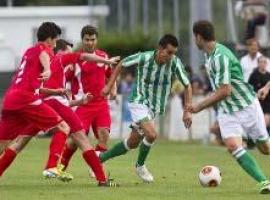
[0,102,62,140]
[75,101,111,138]
[44,99,84,133]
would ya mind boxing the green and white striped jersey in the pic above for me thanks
[122,50,190,115]
[205,43,256,113]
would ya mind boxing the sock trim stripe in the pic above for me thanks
[123,139,130,150]
[232,148,246,159]
[143,137,153,147]
[232,147,244,156]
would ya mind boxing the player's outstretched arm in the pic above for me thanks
[80,53,120,65]
[39,88,70,97]
[101,61,123,97]
[190,84,232,114]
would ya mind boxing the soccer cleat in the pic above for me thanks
[57,164,74,182]
[98,178,119,187]
[43,167,60,179]
[42,165,73,182]
[136,164,154,183]
[259,180,270,194]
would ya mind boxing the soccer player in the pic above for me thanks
[99,34,192,182]
[191,20,270,194]
[60,26,116,170]
[40,39,119,186]
[0,22,69,178]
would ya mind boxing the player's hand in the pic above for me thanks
[257,87,269,100]
[188,104,201,114]
[101,85,111,97]
[81,92,93,105]
[38,70,51,81]
[108,56,121,65]
[182,111,192,129]
[109,90,117,100]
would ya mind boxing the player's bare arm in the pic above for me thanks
[39,51,51,81]
[69,92,93,107]
[101,61,123,96]
[190,84,232,113]
[39,88,70,97]
[182,84,192,128]
[80,53,120,65]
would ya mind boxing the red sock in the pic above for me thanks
[45,131,67,169]
[95,144,107,152]
[60,144,77,170]
[82,149,106,183]
[0,148,17,176]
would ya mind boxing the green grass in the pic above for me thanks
[1,138,270,200]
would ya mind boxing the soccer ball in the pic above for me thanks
[198,165,222,187]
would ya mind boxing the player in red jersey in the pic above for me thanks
[0,22,70,178]
[40,39,119,186]
[60,26,116,170]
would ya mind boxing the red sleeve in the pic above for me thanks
[65,68,75,83]
[61,53,81,67]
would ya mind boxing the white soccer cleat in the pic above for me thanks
[136,165,154,183]
[43,166,73,182]
[42,168,60,179]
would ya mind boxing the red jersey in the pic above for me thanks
[3,42,53,110]
[44,53,81,90]
[42,52,81,106]
[69,49,112,104]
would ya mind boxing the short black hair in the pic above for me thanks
[159,34,179,48]
[81,25,98,39]
[192,20,215,41]
[37,22,61,42]
[54,39,73,53]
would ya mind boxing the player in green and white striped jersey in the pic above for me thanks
[192,20,270,194]
[100,34,192,182]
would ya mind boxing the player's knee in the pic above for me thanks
[57,121,70,135]
[145,132,157,143]
[98,128,109,143]
[226,144,240,154]
[70,131,91,151]
[127,138,140,149]
[70,131,85,142]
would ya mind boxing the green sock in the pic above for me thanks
[233,148,267,182]
[136,138,152,167]
[99,141,128,162]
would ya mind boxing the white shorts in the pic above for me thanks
[127,102,155,135]
[217,98,269,143]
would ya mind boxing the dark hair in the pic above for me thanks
[246,38,259,46]
[81,25,98,39]
[54,39,73,53]
[37,22,61,42]
[159,34,178,48]
[192,20,215,41]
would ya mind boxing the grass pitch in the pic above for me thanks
[0,138,270,200]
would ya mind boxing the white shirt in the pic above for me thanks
[240,52,270,82]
